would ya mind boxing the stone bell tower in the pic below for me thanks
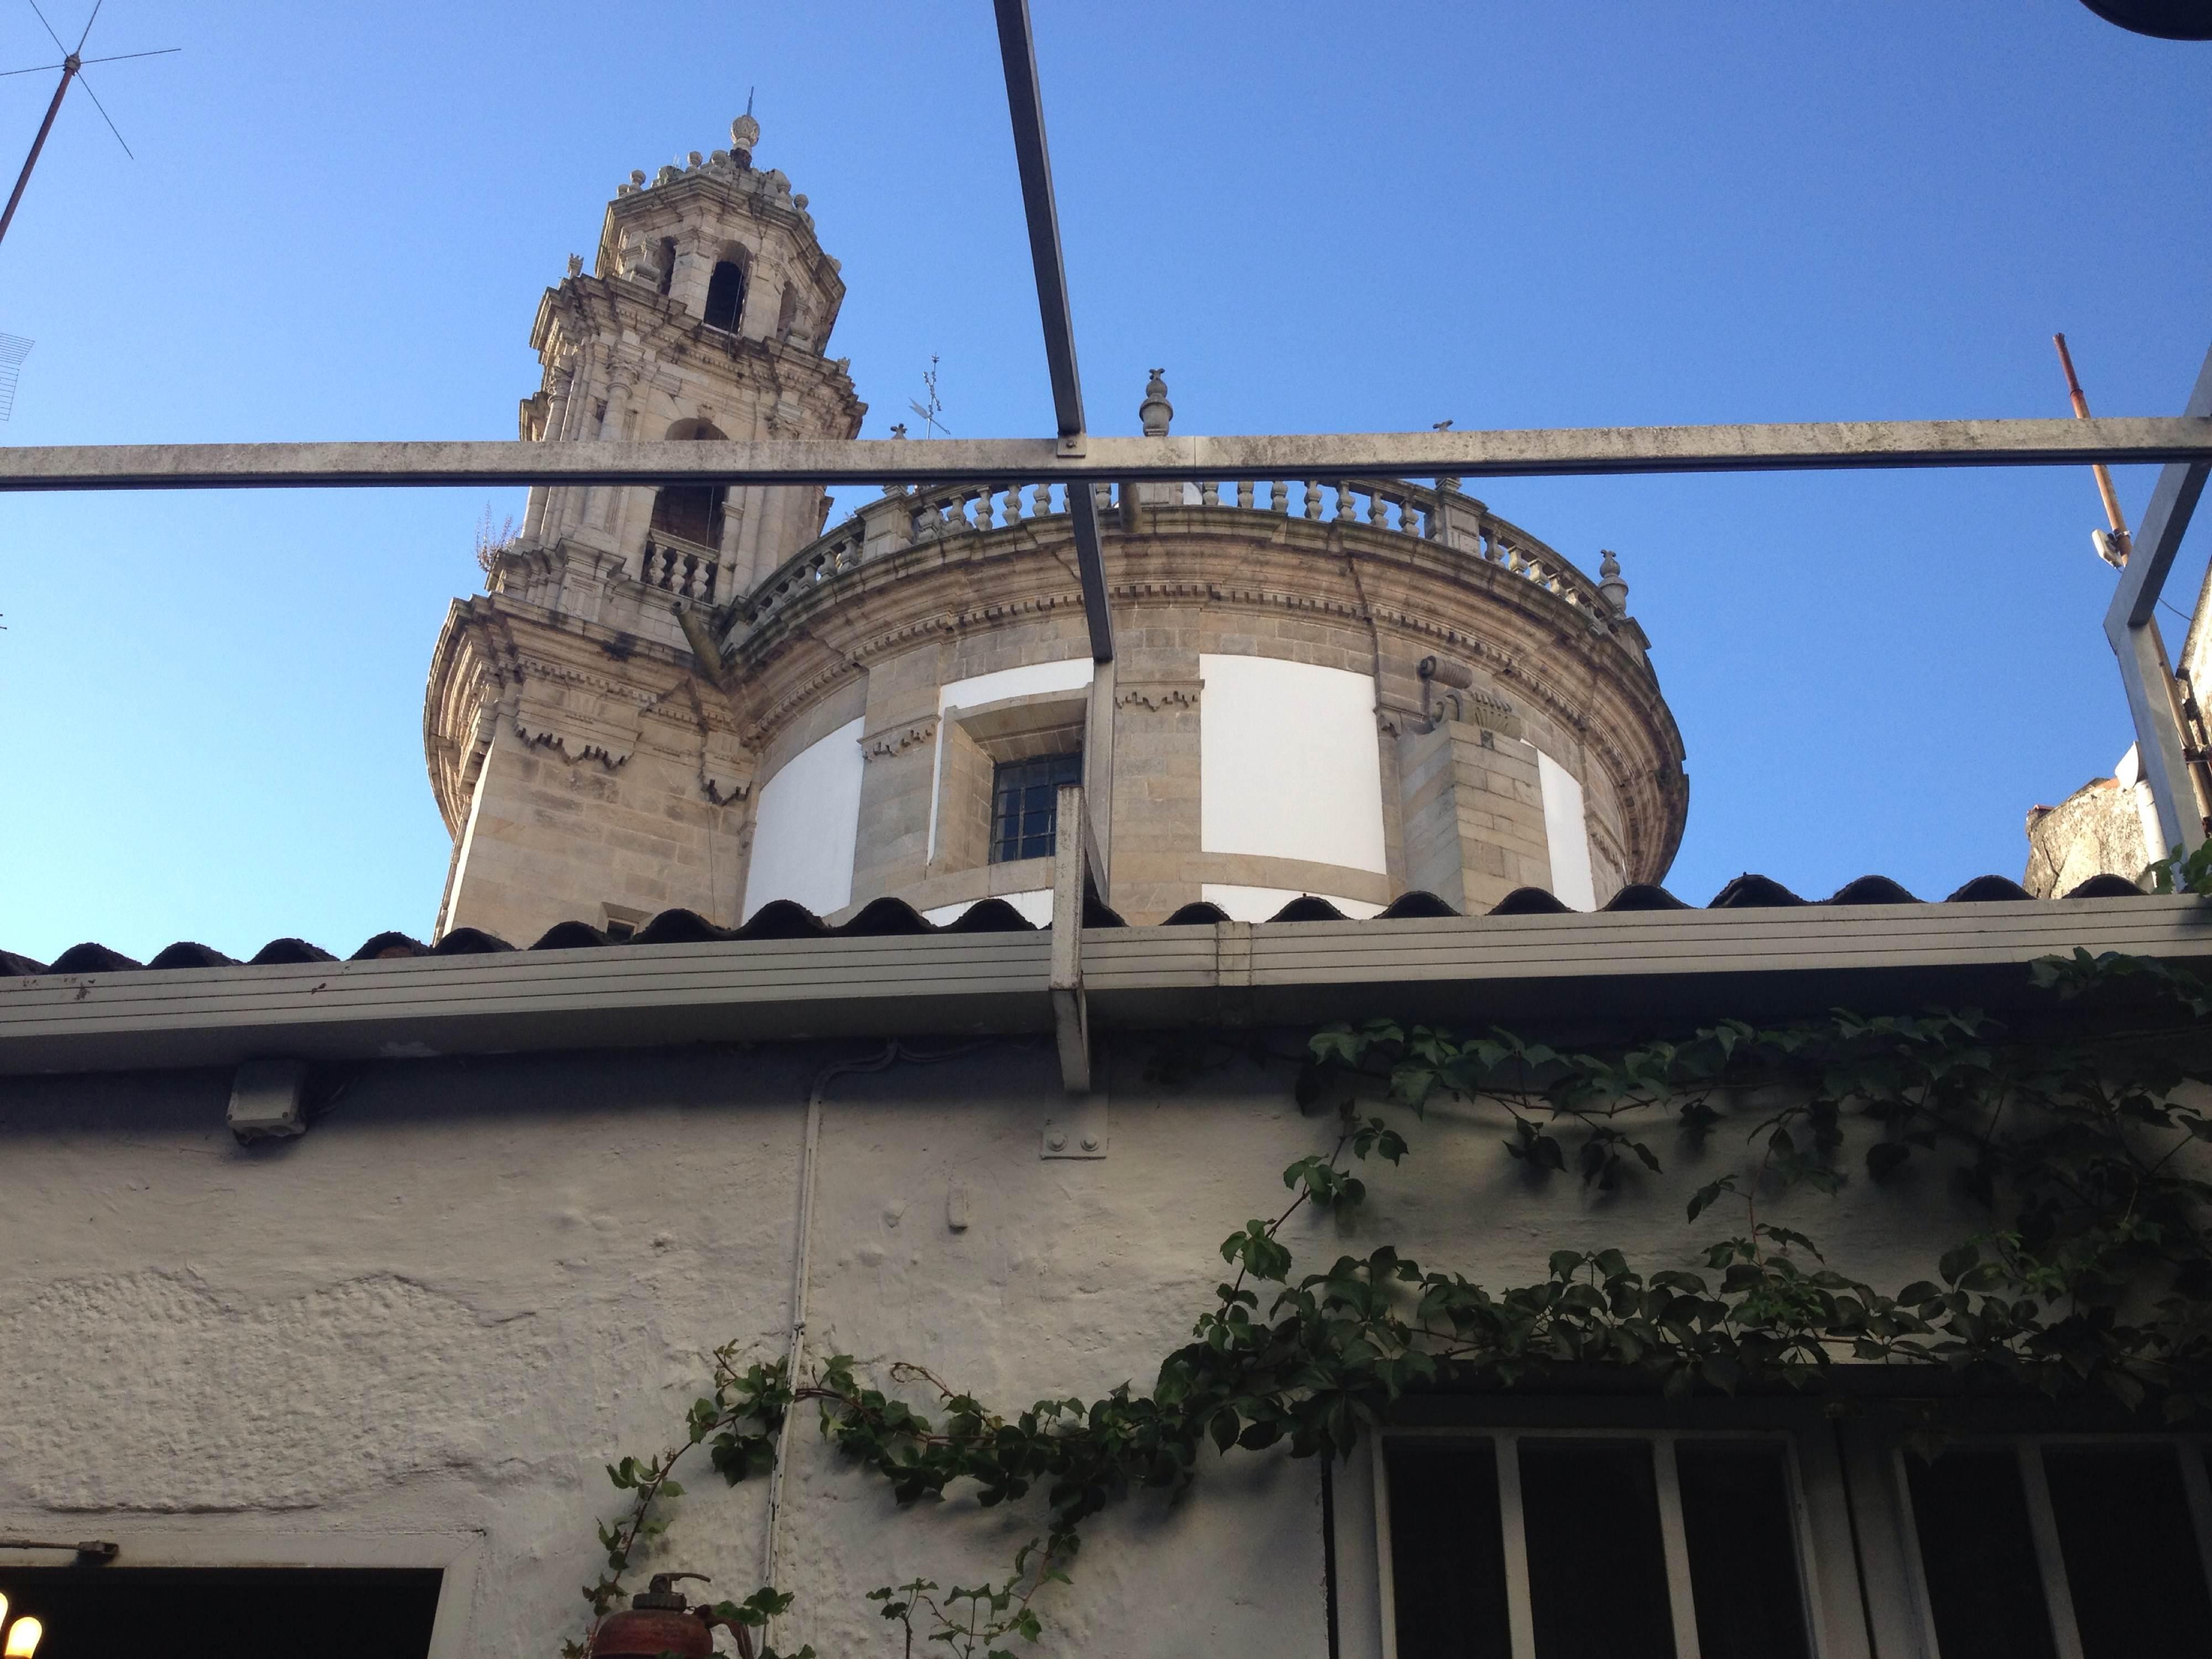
[423,112,866,945]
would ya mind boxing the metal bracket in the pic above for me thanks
[1041,1089,1108,1159]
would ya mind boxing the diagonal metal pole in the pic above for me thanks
[0,53,78,250]
[993,0,1113,666]
[2104,339,2212,854]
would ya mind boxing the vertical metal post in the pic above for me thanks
[2103,340,2212,854]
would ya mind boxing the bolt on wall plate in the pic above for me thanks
[1041,1089,1107,1159]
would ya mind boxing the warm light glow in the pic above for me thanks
[0,1595,8,1632]
[2,1616,43,1658]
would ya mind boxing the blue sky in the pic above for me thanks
[1,1,2207,961]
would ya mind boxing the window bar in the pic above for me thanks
[2169,1441,2212,1619]
[1885,1446,1950,1659]
[1371,1440,1401,1659]
[2016,1443,2089,1659]
[1651,1439,1708,1659]
[1491,1433,1540,1659]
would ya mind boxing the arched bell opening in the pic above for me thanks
[642,421,730,598]
[703,260,746,332]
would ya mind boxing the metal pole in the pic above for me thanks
[0,56,78,251]
[2104,340,2212,854]
[992,0,1113,666]
[2054,333,2133,560]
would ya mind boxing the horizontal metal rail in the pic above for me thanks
[1,417,2208,492]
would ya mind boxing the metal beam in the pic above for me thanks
[2,418,2209,494]
[2104,341,2212,853]
[993,0,1084,448]
[993,0,1112,662]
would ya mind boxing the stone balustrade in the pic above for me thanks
[638,531,723,603]
[729,471,1616,638]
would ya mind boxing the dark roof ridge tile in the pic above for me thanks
[1825,875,1922,905]
[1944,875,2034,903]
[1490,887,1574,915]
[249,938,337,966]
[1708,874,1808,909]
[48,942,144,973]
[1601,883,1691,912]
[938,898,1038,933]
[147,941,240,970]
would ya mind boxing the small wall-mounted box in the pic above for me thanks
[227,1057,310,1143]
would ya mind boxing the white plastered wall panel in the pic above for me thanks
[1198,655,1388,875]
[1202,884,1385,923]
[928,659,1095,860]
[743,717,864,919]
[923,889,1052,927]
[1536,751,1599,912]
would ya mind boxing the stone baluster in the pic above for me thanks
[1270,479,1290,514]
[1304,479,1324,518]
[974,486,995,531]
[1335,482,1358,522]
[1201,478,1219,508]
[1005,482,1026,523]
[1237,478,1255,510]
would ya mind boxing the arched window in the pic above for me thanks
[704,260,745,332]
[648,421,727,551]
[654,237,677,299]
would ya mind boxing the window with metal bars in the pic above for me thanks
[1902,1437,2212,1659]
[990,752,1080,864]
[1383,1428,1817,1659]
[1380,1424,2212,1659]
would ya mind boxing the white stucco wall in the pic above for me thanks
[923,889,1052,927]
[1536,752,1598,912]
[1198,656,1387,875]
[1201,884,1385,922]
[0,1041,1975,1659]
[928,659,1095,862]
[745,717,864,920]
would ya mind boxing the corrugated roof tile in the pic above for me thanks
[0,874,2171,977]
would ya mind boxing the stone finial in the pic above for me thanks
[688,150,704,168]
[630,169,648,186]
[1598,549,1630,614]
[731,111,760,169]
[1138,368,1173,437]
[566,253,584,278]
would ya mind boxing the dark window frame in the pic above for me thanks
[989,751,1081,865]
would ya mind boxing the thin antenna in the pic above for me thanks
[745,86,754,116]
[0,2,177,247]
[2054,332,2133,568]
[0,332,31,420]
[907,354,951,439]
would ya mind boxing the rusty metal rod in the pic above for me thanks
[2055,332,2135,560]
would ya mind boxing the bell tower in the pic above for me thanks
[424,112,866,945]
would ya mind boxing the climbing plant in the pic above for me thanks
[570,885,2212,1657]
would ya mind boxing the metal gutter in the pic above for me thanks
[2,900,2205,1078]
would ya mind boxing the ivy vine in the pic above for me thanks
[571,883,2212,1657]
